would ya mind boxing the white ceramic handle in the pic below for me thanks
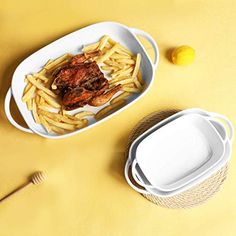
[131,159,152,188]
[4,88,33,133]
[130,28,159,69]
[124,160,150,195]
[209,112,234,143]
[207,117,227,144]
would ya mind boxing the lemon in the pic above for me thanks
[171,46,195,65]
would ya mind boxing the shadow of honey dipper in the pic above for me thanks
[0,171,46,203]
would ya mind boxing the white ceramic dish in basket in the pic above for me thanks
[135,113,227,191]
[124,108,234,197]
[131,112,230,190]
[147,140,231,197]
[4,21,159,139]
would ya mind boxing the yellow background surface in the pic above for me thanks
[1,0,236,235]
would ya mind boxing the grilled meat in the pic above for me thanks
[53,62,105,92]
[88,84,121,107]
[52,54,120,110]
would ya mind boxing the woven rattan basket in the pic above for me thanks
[126,110,228,208]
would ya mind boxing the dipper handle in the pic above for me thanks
[0,171,46,203]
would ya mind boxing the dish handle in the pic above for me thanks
[130,28,159,70]
[131,159,153,188]
[4,88,33,133]
[208,112,234,144]
[124,159,150,195]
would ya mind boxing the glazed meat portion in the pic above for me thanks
[62,77,109,110]
[53,61,106,93]
[52,54,120,110]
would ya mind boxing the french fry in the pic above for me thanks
[65,114,78,120]
[46,59,71,74]
[95,100,126,120]
[51,126,67,134]
[108,38,133,55]
[98,35,110,50]
[32,99,41,124]
[110,53,131,59]
[108,76,130,84]
[35,93,40,104]
[38,109,84,125]
[123,82,135,88]
[22,85,36,102]
[23,82,32,95]
[112,78,134,86]
[107,37,116,45]
[37,90,60,108]
[96,43,119,63]
[104,60,123,69]
[116,58,135,65]
[58,116,85,125]
[56,115,84,125]
[111,66,133,78]
[39,115,52,133]
[38,59,53,75]
[115,48,132,56]
[134,78,143,91]
[26,98,33,110]
[137,70,144,85]
[33,74,49,82]
[44,54,72,70]
[43,116,75,131]
[81,118,89,125]
[103,43,113,50]
[37,68,47,76]
[101,66,113,71]
[132,53,141,78]
[42,102,56,109]
[75,111,95,119]
[27,75,57,98]
[45,59,53,65]
[110,92,131,104]
[39,96,45,105]
[37,105,51,112]
[82,42,100,52]
[122,86,140,93]
[76,118,89,128]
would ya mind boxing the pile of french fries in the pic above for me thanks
[22,35,143,135]
[22,56,94,134]
[83,35,143,93]
[82,35,144,120]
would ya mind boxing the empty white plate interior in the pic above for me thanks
[146,140,231,197]
[135,114,225,191]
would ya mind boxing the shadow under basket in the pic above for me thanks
[125,110,228,208]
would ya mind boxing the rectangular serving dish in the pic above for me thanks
[124,108,234,197]
[4,21,159,139]
[135,113,226,191]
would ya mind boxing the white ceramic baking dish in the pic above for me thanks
[131,115,229,189]
[147,139,231,197]
[124,109,234,196]
[4,21,159,139]
[135,113,226,191]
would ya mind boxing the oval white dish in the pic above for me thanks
[4,21,159,139]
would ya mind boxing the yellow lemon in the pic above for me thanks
[171,46,195,65]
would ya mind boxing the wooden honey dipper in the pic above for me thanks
[0,171,46,203]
